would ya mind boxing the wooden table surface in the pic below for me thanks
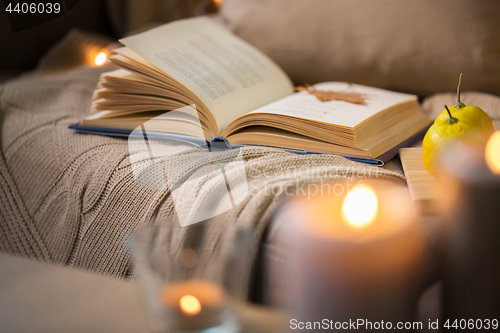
[400,147,442,215]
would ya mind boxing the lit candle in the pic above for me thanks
[89,42,120,67]
[213,0,224,7]
[485,131,500,174]
[159,280,230,331]
[94,51,108,66]
[278,181,423,327]
[440,132,500,320]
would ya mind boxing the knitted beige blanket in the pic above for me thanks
[1,67,498,298]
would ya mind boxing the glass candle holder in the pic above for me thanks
[129,222,248,333]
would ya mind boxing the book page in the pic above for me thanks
[247,82,418,128]
[120,17,294,132]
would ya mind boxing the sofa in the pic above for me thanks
[1,0,499,308]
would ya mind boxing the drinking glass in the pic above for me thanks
[128,222,250,333]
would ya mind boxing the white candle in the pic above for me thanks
[278,181,423,327]
[485,131,500,174]
[159,280,228,331]
[440,132,500,320]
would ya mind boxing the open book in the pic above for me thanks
[70,17,430,164]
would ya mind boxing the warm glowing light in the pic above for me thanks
[179,295,202,316]
[179,248,198,268]
[342,185,378,227]
[94,52,108,66]
[213,0,224,6]
[486,131,500,174]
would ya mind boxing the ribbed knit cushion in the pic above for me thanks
[422,92,500,130]
[218,0,500,97]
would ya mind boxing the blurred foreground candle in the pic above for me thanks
[277,181,423,329]
[485,131,500,174]
[159,280,227,331]
[440,132,500,320]
[130,224,243,333]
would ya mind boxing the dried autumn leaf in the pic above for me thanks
[296,84,366,104]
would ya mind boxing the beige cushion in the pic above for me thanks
[218,0,500,97]
[422,91,500,130]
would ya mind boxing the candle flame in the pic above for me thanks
[213,0,224,6]
[486,131,500,175]
[94,52,108,66]
[179,295,202,316]
[342,184,378,228]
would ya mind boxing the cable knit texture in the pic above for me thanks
[0,66,498,299]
